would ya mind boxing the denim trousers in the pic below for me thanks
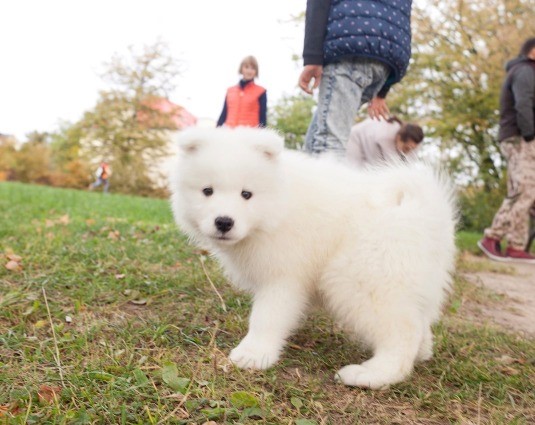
[304,57,389,157]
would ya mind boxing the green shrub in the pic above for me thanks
[458,180,506,232]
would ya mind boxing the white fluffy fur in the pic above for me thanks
[170,127,457,389]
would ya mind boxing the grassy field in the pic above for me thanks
[1,182,534,424]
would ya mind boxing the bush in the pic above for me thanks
[458,180,506,232]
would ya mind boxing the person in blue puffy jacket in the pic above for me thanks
[299,0,413,157]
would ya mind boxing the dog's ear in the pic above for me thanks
[253,129,284,160]
[176,128,207,154]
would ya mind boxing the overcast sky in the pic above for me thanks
[0,0,305,140]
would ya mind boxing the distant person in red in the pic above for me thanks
[217,56,267,128]
[89,162,111,193]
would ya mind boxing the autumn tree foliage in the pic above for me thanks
[389,0,534,189]
[78,41,182,195]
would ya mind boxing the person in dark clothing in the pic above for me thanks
[478,37,535,264]
[217,56,267,128]
[298,0,413,157]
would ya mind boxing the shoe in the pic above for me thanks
[504,246,535,264]
[477,237,506,261]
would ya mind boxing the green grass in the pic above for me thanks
[1,182,534,424]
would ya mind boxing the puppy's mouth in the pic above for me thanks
[210,233,236,243]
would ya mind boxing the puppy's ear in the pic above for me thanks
[176,128,207,154]
[254,129,284,160]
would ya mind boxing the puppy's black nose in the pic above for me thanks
[215,216,234,233]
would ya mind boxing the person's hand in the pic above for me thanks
[299,65,323,94]
[368,96,390,120]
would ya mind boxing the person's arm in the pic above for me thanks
[299,0,331,94]
[303,0,330,66]
[216,96,228,127]
[512,65,535,141]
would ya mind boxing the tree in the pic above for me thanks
[78,40,182,195]
[0,134,18,181]
[13,132,52,184]
[270,94,315,149]
[390,0,535,189]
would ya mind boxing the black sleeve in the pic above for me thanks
[216,97,228,127]
[258,91,267,127]
[512,65,535,140]
[377,84,391,99]
[303,0,331,66]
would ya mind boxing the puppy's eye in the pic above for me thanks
[202,187,213,197]
[241,190,253,200]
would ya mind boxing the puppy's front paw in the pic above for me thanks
[335,364,391,390]
[229,338,280,370]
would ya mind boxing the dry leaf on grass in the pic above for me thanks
[499,366,520,376]
[0,403,22,417]
[108,230,120,240]
[6,254,22,262]
[0,405,9,417]
[38,385,62,404]
[5,260,21,271]
[57,214,70,225]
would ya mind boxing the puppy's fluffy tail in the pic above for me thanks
[369,161,458,320]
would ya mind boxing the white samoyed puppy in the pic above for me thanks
[170,126,456,389]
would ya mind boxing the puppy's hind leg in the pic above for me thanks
[416,324,434,362]
[336,312,423,389]
[230,281,308,370]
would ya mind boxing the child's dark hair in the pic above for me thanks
[519,37,535,57]
[398,123,424,144]
[239,55,259,77]
[387,116,424,144]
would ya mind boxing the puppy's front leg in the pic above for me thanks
[230,282,307,370]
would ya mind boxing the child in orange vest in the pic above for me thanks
[217,56,267,128]
[89,162,111,193]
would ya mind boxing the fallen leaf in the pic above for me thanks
[108,230,120,240]
[45,219,55,228]
[57,214,70,225]
[115,273,126,279]
[0,403,21,417]
[34,320,48,329]
[129,298,148,306]
[38,385,62,404]
[170,261,183,270]
[500,366,520,376]
[496,355,514,364]
[5,261,21,271]
[6,254,22,262]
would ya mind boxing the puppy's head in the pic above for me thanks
[170,127,286,246]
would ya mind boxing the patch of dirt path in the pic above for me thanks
[460,253,535,337]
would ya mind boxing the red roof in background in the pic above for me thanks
[138,97,197,130]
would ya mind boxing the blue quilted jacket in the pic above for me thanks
[303,0,412,97]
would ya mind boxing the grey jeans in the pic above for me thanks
[304,57,389,157]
